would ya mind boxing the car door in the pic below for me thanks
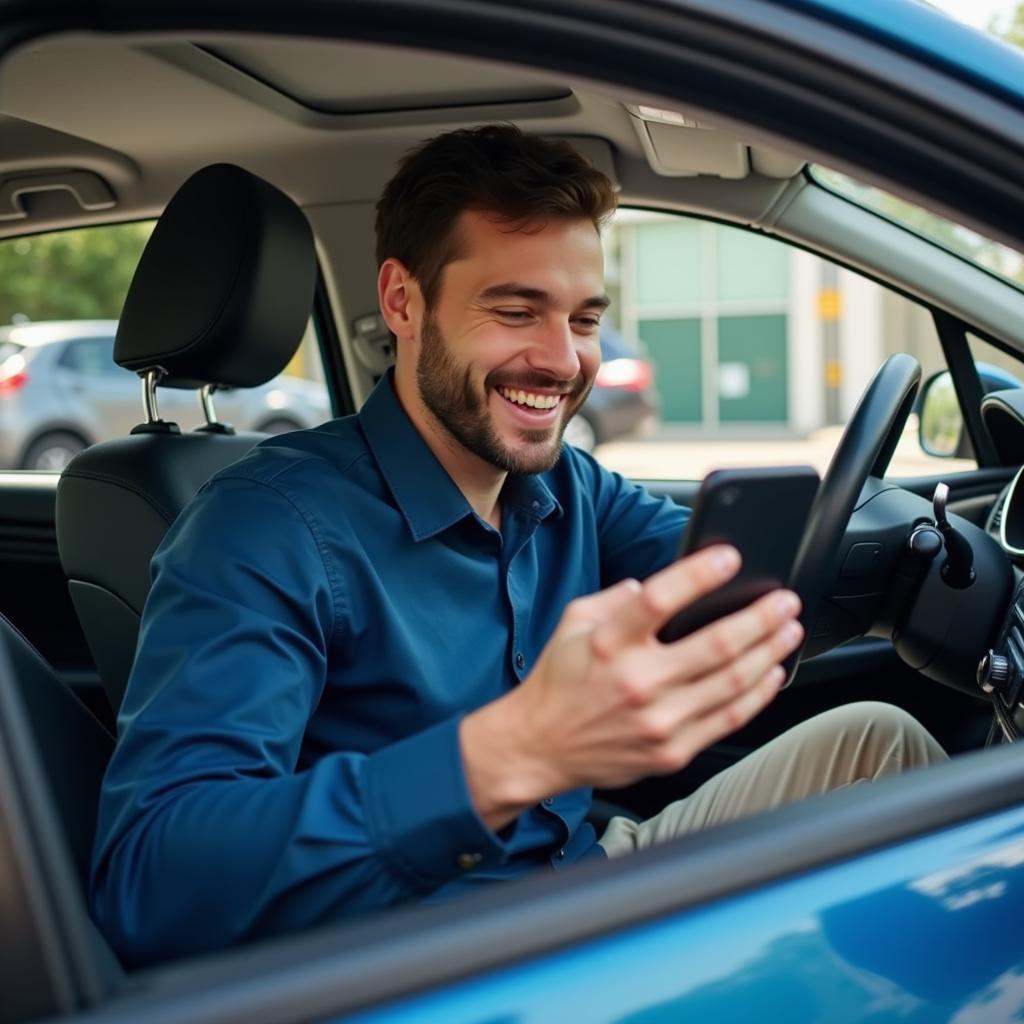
[54,336,140,440]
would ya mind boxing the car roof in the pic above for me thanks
[791,0,1024,104]
[0,321,118,347]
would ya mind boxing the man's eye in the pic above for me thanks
[497,309,533,321]
[573,317,602,332]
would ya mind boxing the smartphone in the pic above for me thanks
[657,466,820,660]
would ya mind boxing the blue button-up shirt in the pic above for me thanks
[91,373,686,966]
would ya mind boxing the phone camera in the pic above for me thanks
[720,486,739,507]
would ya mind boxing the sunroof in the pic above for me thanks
[205,40,571,114]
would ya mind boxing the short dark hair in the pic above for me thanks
[375,124,617,307]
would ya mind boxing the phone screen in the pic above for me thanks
[657,466,819,647]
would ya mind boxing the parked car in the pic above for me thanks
[562,324,658,452]
[0,320,331,470]
[3,2,1024,1023]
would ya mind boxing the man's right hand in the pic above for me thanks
[459,546,804,831]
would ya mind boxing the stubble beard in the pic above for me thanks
[415,312,591,476]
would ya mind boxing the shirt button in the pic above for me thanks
[532,499,541,510]
[515,652,525,670]
[557,849,566,859]
[457,852,482,871]
[543,797,554,806]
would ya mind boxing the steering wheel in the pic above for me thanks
[788,353,922,671]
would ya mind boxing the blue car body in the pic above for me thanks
[351,804,1024,1023]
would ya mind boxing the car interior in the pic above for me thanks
[3,13,1024,1023]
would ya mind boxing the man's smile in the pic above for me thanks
[495,386,564,411]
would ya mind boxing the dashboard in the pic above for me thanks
[977,390,1024,737]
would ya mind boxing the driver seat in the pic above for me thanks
[55,164,318,715]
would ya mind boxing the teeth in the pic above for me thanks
[499,387,560,410]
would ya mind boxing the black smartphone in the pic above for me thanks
[657,466,820,661]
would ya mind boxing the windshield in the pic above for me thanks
[810,165,1024,291]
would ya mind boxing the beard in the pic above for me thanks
[415,312,591,476]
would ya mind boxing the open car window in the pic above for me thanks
[0,223,331,471]
[588,209,976,480]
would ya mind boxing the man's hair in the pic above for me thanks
[375,124,618,307]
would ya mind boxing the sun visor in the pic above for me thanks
[627,105,802,179]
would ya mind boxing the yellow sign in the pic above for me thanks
[818,288,842,321]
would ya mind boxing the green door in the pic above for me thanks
[717,314,788,422]
[638,317,702,423]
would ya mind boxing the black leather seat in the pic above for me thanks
[56,164,318,714]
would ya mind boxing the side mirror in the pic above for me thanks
[918,361,1024,459]
[918,371,966,458]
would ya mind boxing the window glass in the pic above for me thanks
[811,166,1024,292]
[632,217,702,307]
[715,226,788,303]
[968,333,1024,384]
[0,223,331,471]
[57,337,117,374]
[590,209,975,479]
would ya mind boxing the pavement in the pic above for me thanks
[594,421,976,482]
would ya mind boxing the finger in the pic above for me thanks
[663,619,803,722]
[665,587,801,681]
[561,576,643,636]
[672,664,785,763]
[591,546,741,658]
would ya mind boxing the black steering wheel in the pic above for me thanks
[788,353,922,669]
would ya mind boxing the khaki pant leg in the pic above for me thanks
[600,701,947,857]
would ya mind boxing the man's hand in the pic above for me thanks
[460,546,803,831]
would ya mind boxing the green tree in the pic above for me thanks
[0,221,153,326]
[989,2,1024,46]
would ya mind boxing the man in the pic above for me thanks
[91,125,944,968]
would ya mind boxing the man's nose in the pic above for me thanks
[529,320,582,381]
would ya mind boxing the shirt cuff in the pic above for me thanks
[362,715,510,891]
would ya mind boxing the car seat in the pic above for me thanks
[55,164,317,714]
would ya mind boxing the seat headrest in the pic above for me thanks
[114,164,316,389]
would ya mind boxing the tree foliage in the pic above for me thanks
[990,2,1024,46]
[0,222,153,327]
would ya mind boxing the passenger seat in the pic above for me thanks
[55,164,318,714]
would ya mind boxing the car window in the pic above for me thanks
[590,209,975,480]
[56,337,118,375]
[0,223,332,471]
[811,166,1024,293]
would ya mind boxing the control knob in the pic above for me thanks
[977,650,1012,695]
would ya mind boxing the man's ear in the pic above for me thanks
[378,258,423,343]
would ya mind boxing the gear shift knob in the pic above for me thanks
[933,483,975,589]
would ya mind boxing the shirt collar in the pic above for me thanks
[359,370,563,541]
[359,371,472,542]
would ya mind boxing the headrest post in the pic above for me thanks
[198,384,219,428]
[139,368,165,425]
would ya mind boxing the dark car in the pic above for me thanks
[563,324,658,451]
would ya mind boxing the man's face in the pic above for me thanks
[413,210,607,476]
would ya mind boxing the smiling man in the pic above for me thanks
[91,125,945,967]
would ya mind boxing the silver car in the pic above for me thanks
[0,320,332,470]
